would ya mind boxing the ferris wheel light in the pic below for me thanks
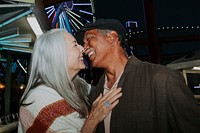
[45,0,95,33]
[73,3,92,6]
[45,5,54,10]
[79,9,93,16]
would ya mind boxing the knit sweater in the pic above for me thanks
[18,85,85,133]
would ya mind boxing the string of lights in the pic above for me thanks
[127,25,200,36]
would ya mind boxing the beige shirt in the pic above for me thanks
[103,71,123,133]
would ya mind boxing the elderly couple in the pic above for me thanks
[18,19,200,133]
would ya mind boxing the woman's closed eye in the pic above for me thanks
[73,41,78,47]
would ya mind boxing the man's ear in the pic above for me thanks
[107,31,118,45]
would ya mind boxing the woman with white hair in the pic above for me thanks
[18,29,122,133]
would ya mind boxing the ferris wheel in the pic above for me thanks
[44,0,95,35]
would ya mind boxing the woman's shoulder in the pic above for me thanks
[25,85,63,110]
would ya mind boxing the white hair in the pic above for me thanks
[20,29,90,117]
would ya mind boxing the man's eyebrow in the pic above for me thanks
[83,35,91,40]
[85,34,95,38]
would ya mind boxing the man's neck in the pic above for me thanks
[105,55,128,88]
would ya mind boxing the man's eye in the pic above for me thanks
[87,37,91,41]
[87,36,94,42]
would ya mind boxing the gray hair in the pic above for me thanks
[20,29,90,117]
[97,29,126,47]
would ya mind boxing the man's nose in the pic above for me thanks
[83,42,88,49]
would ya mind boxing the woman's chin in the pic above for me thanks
[80,64,86,69]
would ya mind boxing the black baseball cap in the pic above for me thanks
[76,18,126,44]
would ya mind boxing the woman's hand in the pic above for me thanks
[81,87,122,133]
[89,87,122,123]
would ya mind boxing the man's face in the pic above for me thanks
[83,29,110,68]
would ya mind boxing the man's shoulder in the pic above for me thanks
[127,56,180,78]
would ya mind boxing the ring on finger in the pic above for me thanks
[104,101,111,107]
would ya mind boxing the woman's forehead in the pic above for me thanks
[65,32,75,41]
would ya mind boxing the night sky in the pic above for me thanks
[93,0,200,62]
[94,0,200,30]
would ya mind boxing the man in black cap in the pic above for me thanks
[78,18,200,133]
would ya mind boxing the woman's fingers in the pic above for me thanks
[95,87,122,112]
[89,87,122,123]
[93,93,102,105]
[107,92,122,108]
[100,87,122,105]
[108,99,119,110]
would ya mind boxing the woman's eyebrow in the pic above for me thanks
[72,40,77,43]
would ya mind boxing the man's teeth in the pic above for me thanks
[88,51,94,57]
